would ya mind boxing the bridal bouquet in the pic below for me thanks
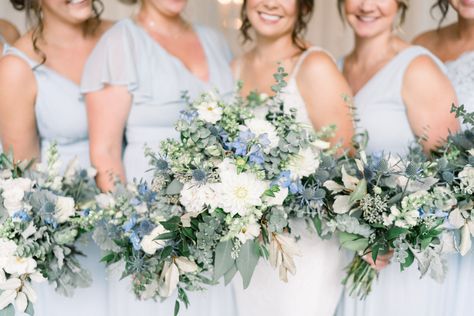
[322,148,452,298]
[0,146,98,315]
[89,69,333,313]
[431,105,474,256]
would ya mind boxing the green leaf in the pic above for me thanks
[236,240,260,289]
[166,179,184,195]
[401,249,415,269]
[160,246,173,260]
[0,304,15,316]
[349,179,367,203]
[155,232,178,240]
[213,240,235,280]
[224,263,238,286]
[371,243,380,263]
[26,303,35,316]
[312,216,322,236]
[174,300,180,316]
[100,253,121,265]
[338,232,369,252]
[420,238,432,250]
[161,216,181,231]
[181,227,195,240]
[387,226,408,240]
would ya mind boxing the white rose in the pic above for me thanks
[4,257,37,275]
[54,196,76,223]
[245,118,280,151]
[287,147,319,180]
[140,225,167,255]
[196,101,222,124]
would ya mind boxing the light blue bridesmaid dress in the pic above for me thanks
[81,18,237,316]
[335,46,456,316]
[4,47,108,316]
[442,51,474,315]
[1,33,8,55]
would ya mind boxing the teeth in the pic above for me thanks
[68,0,85,4]
[358,16,377,22]
[259,12,281,22]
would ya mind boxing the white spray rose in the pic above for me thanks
[140,225,167,255]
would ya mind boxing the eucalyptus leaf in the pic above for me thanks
[0,304,15,316]
[224,264,238,286]
[213,240,235,280]
[26,302,34,316]
[338,232,369,252]
[236,240,260,289]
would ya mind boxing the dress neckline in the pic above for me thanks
[128,18,212,85]
[445,50,474,66]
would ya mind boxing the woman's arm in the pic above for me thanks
[0,55,39,161]
[85,85,131,192]
[402,55,460,152]
[298,51,355,150]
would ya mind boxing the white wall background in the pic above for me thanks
[0,0,457,57]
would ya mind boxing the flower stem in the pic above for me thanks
[342,255,378,299]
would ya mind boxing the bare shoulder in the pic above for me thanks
[0,19,20,44]
[0,41,36,89]
[405,54,443,78]
[298,49,339,81]
[97,19,115,36]
[403,54,447,92]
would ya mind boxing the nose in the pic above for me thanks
[261,0,279,10]
[359,0,377,12]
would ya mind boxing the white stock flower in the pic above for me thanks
[287,147,319,180]
[54,196,76,223]
[63,157,80,180]
[196,100,222,124]
[459,165,474,195]
[264,187,288,207]
[245,118,280,151]
[214,162,267,216]
[140,225,167,255]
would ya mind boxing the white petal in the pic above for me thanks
[29,272,46,283]
[449,209,466,229]
[341,166,359,190]
[333,195,352,214]
[460,224,472,256]
[158,262,179,298]
[0,277,21,290]
[15,291,27,313]
[323,180,345,193]
[0,270,6,283]
[22,282,37,303]
[0,289,16,310]
[278,264,288,283]
[175,257,198,273]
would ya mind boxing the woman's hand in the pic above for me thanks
[363,249,394,272]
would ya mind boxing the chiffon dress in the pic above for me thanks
[4,46,108,316]
[335,46,455,316]
[232,47,347,316]
[81,18,237,316]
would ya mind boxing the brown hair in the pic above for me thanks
[240,0,315,51]
[432,0,449,26]
[10,0,104,64]
[337,0,409,26]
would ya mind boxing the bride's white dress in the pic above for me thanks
[232,47,346,316]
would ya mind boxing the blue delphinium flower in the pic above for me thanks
[273,171,303,194]
[249,145,265,166]
[258,133,271,147]
[12,210,31,222]
[137,220,154,237]
[130,197,141,206]
[180,109,198,123]
[123,214,137,232]
[129,231,141,251]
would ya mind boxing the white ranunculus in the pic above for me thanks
[54,196,76,223]
[264,187,288,207]
[0,239,18,269]
[196,100,222,124]
[4,257,37,275]
[244,118,280,151]
[180,182,215,213]
[287,147,319,180]
[140,225,167,255]
[236,221,261,243]
[214,165,267,217]
[174,257,198,273]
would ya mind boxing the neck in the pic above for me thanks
[456,15,474,41]
[138,3,187,34]
[351,30,396,65]
[41,14,87,46]
[253,33,301,63]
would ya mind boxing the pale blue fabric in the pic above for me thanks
[4,46,108,316]
[81,18,237,316]
[0,34,8,55]
[335,46,455,316]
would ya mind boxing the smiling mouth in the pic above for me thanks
[356,15,378,23]
[258,12,283,23]
[67,0,87,5]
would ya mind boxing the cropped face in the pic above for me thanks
[143,0,188,17]
[344,0,399,38]
[246,0,298,40]
[41,0,94,25]
[449,0,474,19]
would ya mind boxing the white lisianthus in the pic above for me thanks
[244,118,280,151]
[196,100,222,124]
[4,257,37,275]
[140,225,167,255]
[459,165,474,195]
[174,257,198,273]
[54,196,76,223]
[264,187,288,207]
[180,182,215,213]
[236,221,261,243]
[287,147,319,180]
[214,162,267,216]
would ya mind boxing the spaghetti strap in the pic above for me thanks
[290,46,333,81]
[4,46,39,69]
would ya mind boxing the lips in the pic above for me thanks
[258,12,282,23]
[356,15,378,23]
[67,0,87,5]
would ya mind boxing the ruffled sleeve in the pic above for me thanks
[80,19,140,95]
